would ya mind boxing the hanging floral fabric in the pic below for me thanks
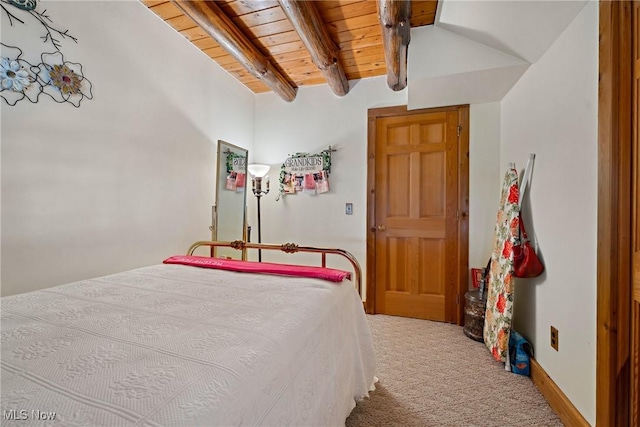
[484,166,520,362]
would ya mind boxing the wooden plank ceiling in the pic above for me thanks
[142,0,437,101]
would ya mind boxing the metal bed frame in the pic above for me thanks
[187,240,362,297]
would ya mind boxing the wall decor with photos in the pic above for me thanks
[0,0,92,107]
[277,147,334,200]
[224,150,247,192]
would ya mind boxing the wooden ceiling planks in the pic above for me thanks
[410,1,437,26]
[316,1,379,19]
[143,0,166,7]
[279,0,350,96]
[172,0,297,101]
[229,6,288,28]
[149,1,183,19]
[143,0,437,96]
[217,0,279,16]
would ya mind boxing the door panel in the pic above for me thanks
[373,108,461,321]
[421,152,445,217]
[632,2,639,423]
[388,154,411,216]
[419,239,445,295]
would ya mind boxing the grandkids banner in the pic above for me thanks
[284,155,324,174]
[278,153,331,199]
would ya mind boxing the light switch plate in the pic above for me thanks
[345,203,353,215]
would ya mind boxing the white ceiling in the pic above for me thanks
[407,0,588,110]
[437,0,589,63]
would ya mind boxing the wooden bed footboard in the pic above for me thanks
[187,240,362,297]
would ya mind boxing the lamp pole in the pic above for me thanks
[248,164,270,262]
[256,186,263,262]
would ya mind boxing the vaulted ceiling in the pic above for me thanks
[142,0,438,101]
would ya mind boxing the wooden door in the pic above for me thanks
[367,105,469,323]
[632,2,639,424]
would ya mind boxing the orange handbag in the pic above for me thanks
[513,215,544,278]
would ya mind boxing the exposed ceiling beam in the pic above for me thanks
[172,0,297,102]
[377,0,411,91]
[278,0,349,97]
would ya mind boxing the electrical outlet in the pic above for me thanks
[345,203,353,215]
[550,326,559,351]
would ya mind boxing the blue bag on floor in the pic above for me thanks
[509,330,533,376]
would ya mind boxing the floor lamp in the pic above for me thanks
[247,164,270,262]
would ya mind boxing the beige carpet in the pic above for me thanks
[346,315,563,427]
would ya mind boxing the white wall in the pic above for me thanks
[469,103,501,270]
[1,1,255,296]
[407,1,586,112]
[408,26,529,110]
[502,3,598,424]
[437,0,587,63]
[409,26,528,79]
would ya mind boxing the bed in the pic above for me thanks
[0,241,376,426]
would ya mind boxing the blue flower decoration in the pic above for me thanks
[0,43,41,106]
[1,57,31,91]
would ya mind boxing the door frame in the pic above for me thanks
[365,104,470,325]
[597,1,633,425]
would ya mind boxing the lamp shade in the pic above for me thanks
[248,164,270,178]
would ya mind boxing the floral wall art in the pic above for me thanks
[0,0,92,107]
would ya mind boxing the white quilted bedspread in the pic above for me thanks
[0,264,376,426]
